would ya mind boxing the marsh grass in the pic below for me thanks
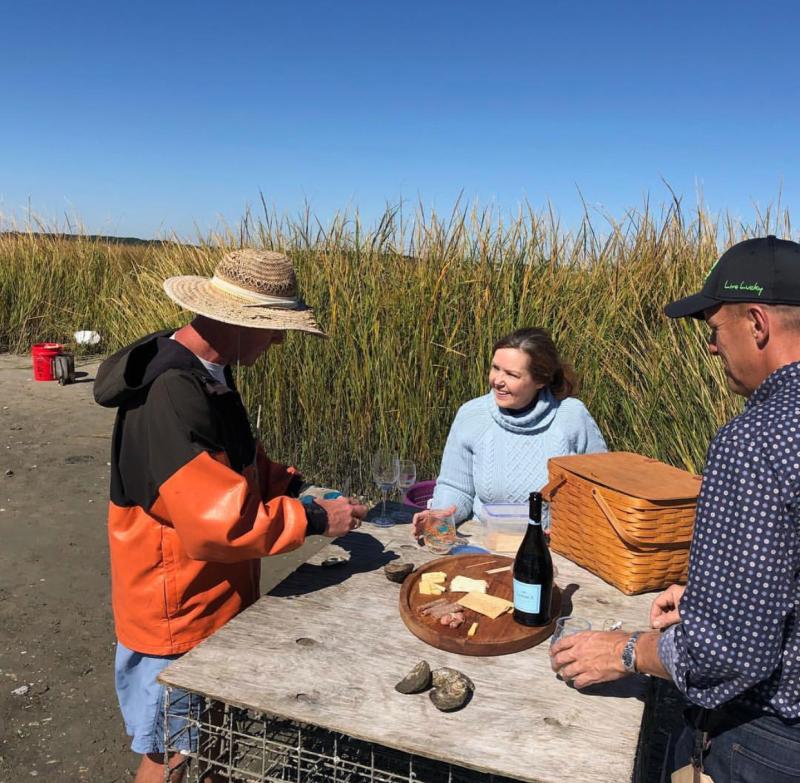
[1,202,793,491]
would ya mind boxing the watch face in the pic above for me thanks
[622,633,638,671]
[622,647,633,670]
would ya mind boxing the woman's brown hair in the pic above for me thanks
[492,327,577,400]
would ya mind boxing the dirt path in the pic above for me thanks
[0,354,333,782]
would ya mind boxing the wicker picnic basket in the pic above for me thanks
[542,452,701,595]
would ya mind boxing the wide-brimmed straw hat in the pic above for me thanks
[163,249,325,336]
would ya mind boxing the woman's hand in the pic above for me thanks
[649,584,686,630]
[411,505,457,539]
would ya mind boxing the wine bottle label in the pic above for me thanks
[513,579,542,614]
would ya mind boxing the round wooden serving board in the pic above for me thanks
[399,553,561,656]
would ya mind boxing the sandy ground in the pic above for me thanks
[0,354,331,782]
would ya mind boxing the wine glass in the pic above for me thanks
[390,459,417,521]
[370,450,400,527]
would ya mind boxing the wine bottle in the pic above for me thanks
[512,491,553,626]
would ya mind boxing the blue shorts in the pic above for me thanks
[114,641,200,755]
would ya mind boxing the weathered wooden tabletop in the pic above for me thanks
[160,519,655,783]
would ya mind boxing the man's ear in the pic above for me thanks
[747,305,769,348]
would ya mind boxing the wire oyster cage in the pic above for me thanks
[164,687,523,783]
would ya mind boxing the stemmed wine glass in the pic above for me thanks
[391,459,417,521]
[371,450,400,527]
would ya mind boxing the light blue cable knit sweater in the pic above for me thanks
[431,388,607,523]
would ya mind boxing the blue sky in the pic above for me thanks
[1,0,798,239]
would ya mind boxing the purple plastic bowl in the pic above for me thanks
[402,480,437,510]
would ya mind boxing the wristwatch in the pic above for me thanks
[621,631,642,674]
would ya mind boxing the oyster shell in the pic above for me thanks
[384,562,415,583]
[394,660,432,694]
[432,667,474,690]
[429,667,474,712]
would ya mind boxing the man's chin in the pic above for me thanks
[725,376,749,397]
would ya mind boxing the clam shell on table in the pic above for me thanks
[394,660,432,694]
[384,562,415,583]
[429,667,474,712]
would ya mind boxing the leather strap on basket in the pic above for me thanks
[591,488,693,549]
[540,473,567,501]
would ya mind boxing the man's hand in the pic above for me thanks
[549,631,629,689]
[317,497,368,538]
[650,584,686,630]
[411,505,457,539]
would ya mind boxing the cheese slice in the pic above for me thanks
[420,571,447,583]
[418,581,446,596]
[450,576,487,594]
[467,622,479,638]
[457,592,513,619]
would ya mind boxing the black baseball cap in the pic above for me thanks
[664,235,800,319]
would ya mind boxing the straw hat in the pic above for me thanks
[163,249,325,336]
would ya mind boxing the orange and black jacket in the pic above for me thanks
[94,331,326,655]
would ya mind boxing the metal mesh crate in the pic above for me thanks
[164,687,522,783]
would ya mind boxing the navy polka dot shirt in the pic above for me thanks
[658,361,800,718]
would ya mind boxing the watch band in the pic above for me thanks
[622,630,642,673]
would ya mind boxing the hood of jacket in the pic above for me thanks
[94,330,208,408]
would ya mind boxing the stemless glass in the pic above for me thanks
[550,616,592,683]
[421,509,457,555]
[550,616,592,648]
[370,450,400,527]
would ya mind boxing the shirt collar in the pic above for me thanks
[746,360,800,409]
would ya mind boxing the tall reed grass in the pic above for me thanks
[1,202,793,491]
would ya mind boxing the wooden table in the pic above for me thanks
[160,520,655,783]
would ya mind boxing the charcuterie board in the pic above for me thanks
[398,553,561,656]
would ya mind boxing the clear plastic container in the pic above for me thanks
[477,503,529,554]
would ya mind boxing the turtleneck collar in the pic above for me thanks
[487,386,559,434]
[499,393,539,417]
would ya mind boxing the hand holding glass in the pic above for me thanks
[550,616,592,683]
[421,509,456,554]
